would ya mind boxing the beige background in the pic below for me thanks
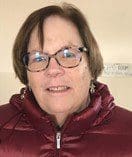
[0,0,132,110]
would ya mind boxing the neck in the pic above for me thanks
[51,97,90,127]
[52,113,68,127]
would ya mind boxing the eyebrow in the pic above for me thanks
[29,42,80,54]
[54,42,80,52]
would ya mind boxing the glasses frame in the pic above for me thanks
[22,45,88,72]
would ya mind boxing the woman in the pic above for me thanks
[0,3,132,157]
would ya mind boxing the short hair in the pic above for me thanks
[13,3,104,85]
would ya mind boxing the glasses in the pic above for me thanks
[22,45,87,72]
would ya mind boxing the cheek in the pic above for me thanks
[27,73,46,103]
[27,72,43,89]
[80,69,91,91]
[71,65,92,92]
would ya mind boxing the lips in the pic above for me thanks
[46,85,70,93]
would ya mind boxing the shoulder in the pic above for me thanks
[0,99,34,139]
[0,93,26,130]
[0,92,25,124]
[112,106,132,129]
[112,106,132,126]
[114,105,132,117]
[99,106,132,134]
[0,103,20,126]
[92,106,132,135]
[0,102,19,117]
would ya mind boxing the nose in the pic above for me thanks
[45,58,65,77]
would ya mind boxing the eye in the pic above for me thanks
[31,52,48,63]
[63,49,75,58]
[35,56,43,62]
[34,52,43,61]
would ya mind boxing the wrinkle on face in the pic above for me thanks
[27,15,92,125]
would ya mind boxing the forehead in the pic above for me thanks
[28,15,82,52]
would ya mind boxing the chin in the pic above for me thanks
[44,103,74,114]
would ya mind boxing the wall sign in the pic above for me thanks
[102,63,132,77]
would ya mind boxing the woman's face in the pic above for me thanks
[27,16,92,115]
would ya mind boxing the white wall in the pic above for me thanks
[0,0,132,110]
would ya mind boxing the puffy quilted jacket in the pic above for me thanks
[0,82,132,157]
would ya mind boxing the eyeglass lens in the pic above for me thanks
[23,46,86,72]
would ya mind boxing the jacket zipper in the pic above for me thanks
[56,132,61,149]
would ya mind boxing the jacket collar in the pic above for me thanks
[10,81,115,135]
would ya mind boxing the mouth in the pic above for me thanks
[46,85,71,93]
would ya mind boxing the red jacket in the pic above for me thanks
[0,82,132,157]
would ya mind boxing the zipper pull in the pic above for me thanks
[56,132,61,149]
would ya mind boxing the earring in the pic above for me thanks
[90,80,96,94]
[21,87,27,99]
[21,86,32,100]
[28,86,32,92]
